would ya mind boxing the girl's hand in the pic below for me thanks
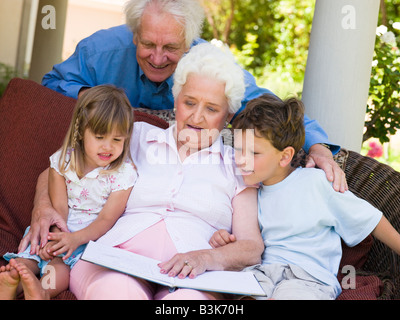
[209,230,236,248]
[38,241,57,261]
[158,251,211,279]
[47,232,81,260]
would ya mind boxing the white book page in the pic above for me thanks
[82,241,173,286]
[82,241,265,296]
[174,270,265,296]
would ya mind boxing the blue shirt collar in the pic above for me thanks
[138,67,173,92]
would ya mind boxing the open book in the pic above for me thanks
[81,241,266,296]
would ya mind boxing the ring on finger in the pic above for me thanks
[184,260,193,269]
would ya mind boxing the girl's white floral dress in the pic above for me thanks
[4,149,137,275]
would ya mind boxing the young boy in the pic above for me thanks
[211,94,400,299]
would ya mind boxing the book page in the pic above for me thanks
[82,241,173,287]
[82,241,266,296]
[174,269,265,296]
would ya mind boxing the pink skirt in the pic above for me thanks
[69,220,222,300]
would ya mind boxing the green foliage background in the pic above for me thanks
[201,0,314,97]
[201,0,400,149]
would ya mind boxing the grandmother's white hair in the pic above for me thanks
[172,43,245,114]
[124,0,204,48]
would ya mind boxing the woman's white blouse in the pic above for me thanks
[98,122,246,252]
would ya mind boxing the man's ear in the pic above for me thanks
[280,146,295,168]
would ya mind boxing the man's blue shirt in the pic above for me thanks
[42,24,339,153]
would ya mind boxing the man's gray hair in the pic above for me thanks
[172,43,245,114]
[124,0,205,48]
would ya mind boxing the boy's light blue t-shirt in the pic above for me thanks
[258,167,382,296]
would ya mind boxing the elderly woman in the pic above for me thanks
[64,43,264,299]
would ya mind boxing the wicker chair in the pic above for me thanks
[344,149,400,299]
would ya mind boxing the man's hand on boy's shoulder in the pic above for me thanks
[306,144,348,193]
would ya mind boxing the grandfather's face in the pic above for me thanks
[134,7,188,83]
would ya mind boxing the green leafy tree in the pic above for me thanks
[364,31,400,144]
[201,0,314,95]
[0,63,19,97]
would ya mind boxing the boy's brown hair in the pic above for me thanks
[233,94,305,154]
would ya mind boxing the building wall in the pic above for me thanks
[0,0,125,72]
[0,0,24,67]
[62,0,125,60]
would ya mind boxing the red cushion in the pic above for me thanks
[336,235,382,299]
[337,273,383,300]
[0,78,77,257]
[340,235,374,270]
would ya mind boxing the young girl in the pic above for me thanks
[1,85,137,299]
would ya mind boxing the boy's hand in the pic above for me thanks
[209,230,236,248]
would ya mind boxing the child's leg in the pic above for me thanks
[70,259,156,299]
[0,258,40,300]
[11,259,49,300]
[0,262,20,300]
[271,278,336,300]
[41,257,70,298]
[271,265,336,300]
[155,286,225,300]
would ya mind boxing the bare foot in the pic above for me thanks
[0,262,20,300]
[10,259,50,300]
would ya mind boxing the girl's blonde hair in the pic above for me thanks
[59,85,134,177]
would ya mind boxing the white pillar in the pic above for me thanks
[15,0,36,76]
[28,0,68,83]
[302,0,380,152]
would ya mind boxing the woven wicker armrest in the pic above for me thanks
[291,148,348,170]
[344,150,400,299]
